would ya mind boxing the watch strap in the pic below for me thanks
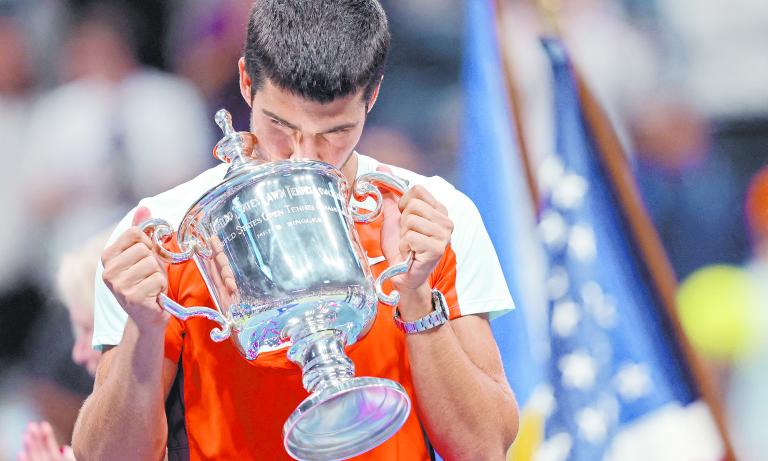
[393,289,449,334]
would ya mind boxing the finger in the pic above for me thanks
[102,227,153,261]
[17,450,30,461]
[381,188,401,221]
[27,421,42,445]
[120,273,167,310]
[223,271,238,294]
[403,230,446,259]
[380,190,403,261]
[216,254,238,293]
[61,446,76,461]
[62,446,76,461]
[22,426,40,458]
[241,132,267,161]
[400,198,452,229]
[132,271,168,299]
[131,206,152,227]
[401,213,444,238]
[39,422,61,457]
[103,247,158,290]
[399,234,410,261]
[120,254,167,288]
[399,185,446,214]
[105,241,154,271]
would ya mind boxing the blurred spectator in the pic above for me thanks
[374,0,462,179]
[654,0,768,118]
[631,95,744,278]
[0,11,46,370]
[24,1,213,282]
[10,228,110,461]
[54,230,110,377]
[166,0,252,133]
[18,422,76,461]
[653,1,768,262]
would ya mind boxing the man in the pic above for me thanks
[72,1,519,459]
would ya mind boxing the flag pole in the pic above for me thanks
[492,0,541,212]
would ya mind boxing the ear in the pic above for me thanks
[238,57,253,107]
[366,77,383,113]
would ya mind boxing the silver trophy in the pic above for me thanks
[141,110,413,460]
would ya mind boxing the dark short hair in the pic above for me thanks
[243,0,390,104]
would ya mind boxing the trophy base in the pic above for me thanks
[283,377,411,461]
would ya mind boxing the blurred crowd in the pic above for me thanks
[1,0,767,459]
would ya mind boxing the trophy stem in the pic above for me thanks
[283,329,412,460]
[288,329,355,394]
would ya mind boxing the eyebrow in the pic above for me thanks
[262,109,358,134]
[263,110,300,130]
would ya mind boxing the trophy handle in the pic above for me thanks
[140,219,231,341]
[351,172,416,306]
[158,293,232,342]
[350,171,410,223]
[374,252,414,306]
[140,218,195,263]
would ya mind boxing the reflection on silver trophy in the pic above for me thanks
[141,109,413,460]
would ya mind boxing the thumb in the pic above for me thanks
[376,165,404,264]
[132,206,151,227]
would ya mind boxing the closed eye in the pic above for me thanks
[326,127,351,134]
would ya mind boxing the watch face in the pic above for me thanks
[433,290,449,320]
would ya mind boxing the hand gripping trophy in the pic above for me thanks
[140,110,414,460]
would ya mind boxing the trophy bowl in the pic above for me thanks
[140,110,412,460]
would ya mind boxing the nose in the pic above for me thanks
[290,132,323,161]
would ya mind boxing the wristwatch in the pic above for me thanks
[393,289,449,334]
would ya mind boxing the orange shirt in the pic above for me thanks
[163,216,461,460]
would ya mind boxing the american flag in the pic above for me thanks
[458,1,726,460]
[534,37,698,460]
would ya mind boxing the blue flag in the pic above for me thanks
[459,1,725,458]
[459,0,545,408]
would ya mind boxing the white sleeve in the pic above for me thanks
[91,208,135,351]
[450,192,515,320]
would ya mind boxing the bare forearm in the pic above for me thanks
[406,322,518,460]
[73,320,168,461]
